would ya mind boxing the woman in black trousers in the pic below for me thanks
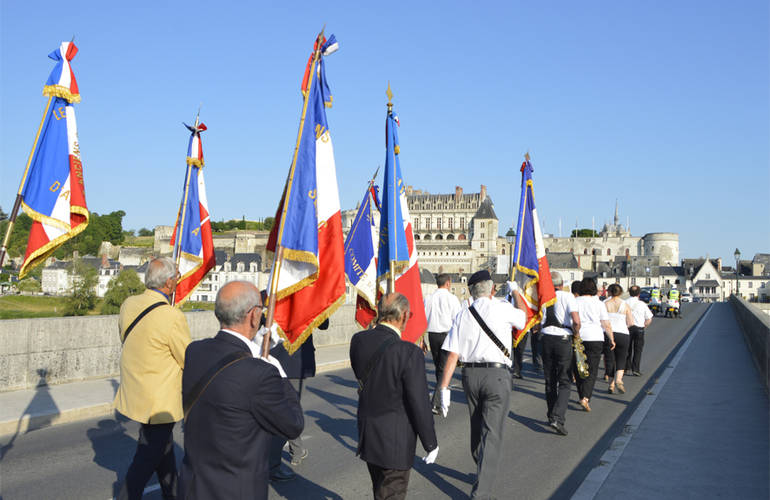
[574,278,614,411]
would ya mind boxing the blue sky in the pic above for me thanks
[1,1,767,263]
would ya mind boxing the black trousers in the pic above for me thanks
[118,421,177,500]
[625,326,645,373]
[541,334,572,425]
[512,331,529,376]
[530,330,543,370]
[574,341,603,401]
[612,333,630,375]
[603,337,615,378]
[367,463,410,500]
[428,331,450,385]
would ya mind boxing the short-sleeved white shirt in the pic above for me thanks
[542,290,577,336]
[424,288,462,333]
[626,296,653,328]
[576,295,608,342]
[442,296,526,367]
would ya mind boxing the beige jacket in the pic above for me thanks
[113,289,191,423]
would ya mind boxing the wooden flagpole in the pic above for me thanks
[262,28,325,358]
[0,97,55,269]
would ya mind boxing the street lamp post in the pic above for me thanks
[506,228,516,276]
[734,248,741,298]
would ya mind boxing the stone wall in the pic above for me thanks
[730,295,770,393]
[0,304,359,393]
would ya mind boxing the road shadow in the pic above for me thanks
[0,369,60,462]
[306,386,357,417]
[508,410,553,435]
[304,410,358,453]
[270,470,344,499]
[413,459,474,498]
[323,373,358,389]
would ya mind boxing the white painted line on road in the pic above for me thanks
[571,305,713,500]
[109,483,159,500]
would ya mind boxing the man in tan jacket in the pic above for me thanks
[114,257,191,500]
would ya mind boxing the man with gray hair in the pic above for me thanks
[180,280,303,500]
[115,257,190,500]
[438,270,526,499]
[350,292,439,500]
[541,271,581,435]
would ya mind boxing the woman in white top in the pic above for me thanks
[574,278,614,412]
[604,284,634,394]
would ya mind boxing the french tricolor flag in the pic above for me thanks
[169,122,215,305]
[18,42,88,278]
[511,157,556,346]
[266,34,345,354]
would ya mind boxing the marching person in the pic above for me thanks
[604,284,634,394]
[180,281,304,500]
[350,293,439,500]
[424,273,462,413]
[114,257,190,500]
[574,277,614,412]
[541,272,580,435]
[625,285,653,376]
[507,282,529,379]
[438,270,527,498]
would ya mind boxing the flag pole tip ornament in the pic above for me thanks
[18,41,89,278]
[268,32,345,354]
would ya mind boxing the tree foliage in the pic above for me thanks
[64,258,98,316]
[570,228,599,238]
[101,269,145,314]
[137,227,154,237]
[17,278,41,293]
[211,217,274,232]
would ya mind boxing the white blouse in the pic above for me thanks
[576,295,608,342]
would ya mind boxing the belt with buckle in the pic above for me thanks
[463,362,507,369]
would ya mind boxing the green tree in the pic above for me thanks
[570,228,599,238]
[100,269,145,314]
[138,227,153,237]
[263,217,275,230]
[64,258,98,316]
[17,277,41,293]
[0,213,33,258]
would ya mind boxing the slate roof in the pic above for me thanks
[473,197,498,220]
[546,252,579,269]
[229,253,262,270]
[693,280,720,287]
[420,268,436,285]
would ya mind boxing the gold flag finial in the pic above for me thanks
[524,151,530,162]
[386,82,393,105]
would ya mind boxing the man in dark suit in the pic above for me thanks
[350,292,439,500]
[180,281,304,500]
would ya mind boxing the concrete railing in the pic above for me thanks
[0,304,359,393]
[730,295,770,393]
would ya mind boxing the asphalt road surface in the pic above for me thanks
[0,303,708,500]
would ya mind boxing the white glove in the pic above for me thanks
[254,324,283,350]
[440,388,451,418]
[259,354,287,378]
[507,281,519,294]
[423,446,439,464]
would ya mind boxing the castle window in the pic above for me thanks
[437,218,442,230]
[480,222,485,228]
[414,218,419,230]
[448,218,453,230]
[460,218,465,230]
[480,233,485,238]
[480,242,485,248]
[607,249,611,256]
[584,249,588,255]
[425,218,430,230]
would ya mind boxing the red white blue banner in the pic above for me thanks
[19,42,88,278]
[376,103,427,343]
[170,121,215,305]
[266,34,345,354]
[511,158,556,346]
[344,183,380,327]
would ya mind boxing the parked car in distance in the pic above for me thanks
[680,293,692,303]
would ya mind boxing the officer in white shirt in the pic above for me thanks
[625,285,653,376]
[437,270,527,499]
[424,273,462,413]
[541,272,580,436]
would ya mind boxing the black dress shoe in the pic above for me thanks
[270,465,296,482]
[633,371,643,377]
[550,421,568,436]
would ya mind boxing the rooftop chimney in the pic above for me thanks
[480,184,487,202]
[455,186,463,202]
[101,254,109,268]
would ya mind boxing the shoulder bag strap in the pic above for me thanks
[184,350,251,420]
[358,336,398,393]
[469,305,511,358]
[121,302,166,345]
